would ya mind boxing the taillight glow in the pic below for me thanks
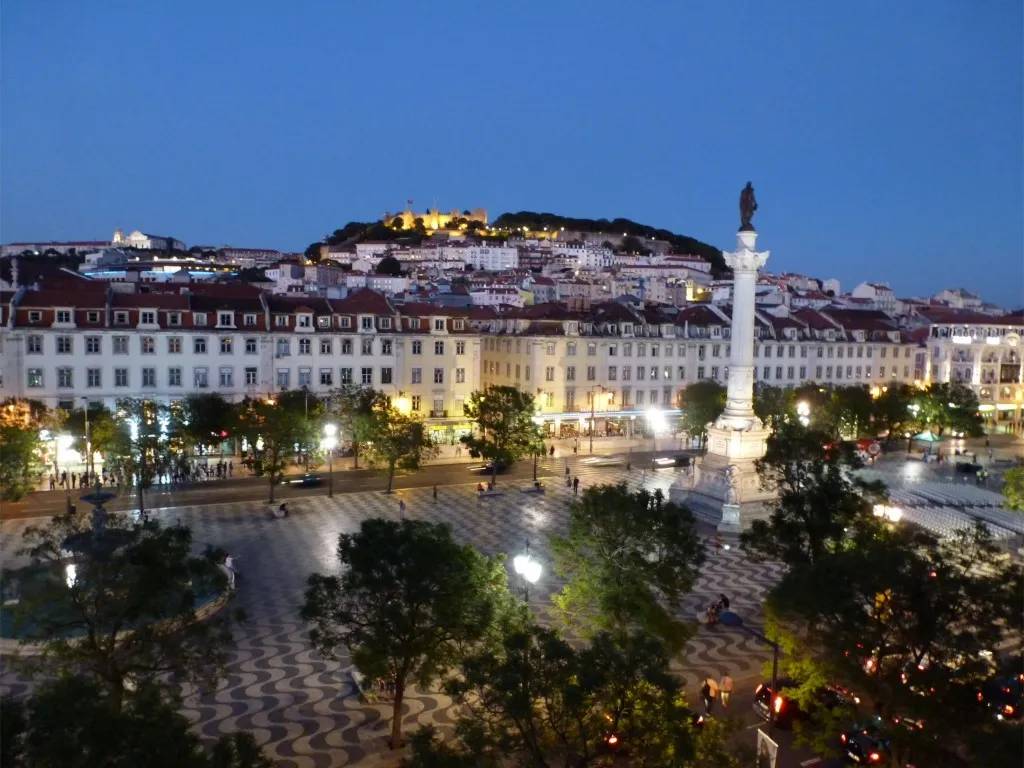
[606,734,619,745]
[840,733,847,743]
[773,695,784,713]
[869,752,881,762]
[1004,704,1015,715]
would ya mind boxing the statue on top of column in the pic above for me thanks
[739,182,758,232]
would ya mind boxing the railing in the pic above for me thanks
[429,410,448,418]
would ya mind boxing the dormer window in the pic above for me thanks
[433,319,445,331]
[87,311,100,323]
[410,318,420,329]
[275,315,289,327]
[826,330,835,341]
[298,315,312,328]
[244,313,257,326]
[712,326,721,338]
[114,311,129,325]
[218,312,234,326]
[56,310,72,324]
[340,316,351,328]
[317,316,331,328]
[193,312,208,326]
[380,317,392,329]
[141,311,156,324]
[361,317,374,330]
[28,311,42,323]
[168,312,181,326]
[453,319,464,331]
[855,331,866,342]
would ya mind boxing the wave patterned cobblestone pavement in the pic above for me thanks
[0,470,783,767]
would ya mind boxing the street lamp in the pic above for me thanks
[646,407,667,456]
[81,397,93,481]
[513,541,542,603]
[589,385,606,455]
[719,611,780,739]
[796,401,810,428]
[322,423,337,498]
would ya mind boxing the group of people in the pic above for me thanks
[704,593,731,626]
[700,673,734,714]
[49,470,100,491]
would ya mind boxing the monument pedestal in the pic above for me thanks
[672,420,774,531]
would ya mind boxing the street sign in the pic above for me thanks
[756,729,779,768]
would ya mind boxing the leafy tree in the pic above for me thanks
[678,381,725,448]
[552,485,704,652]
[360,393,438,492]
[328,384,378,469]
[917,382,984,437]
[1003,466,1024,511]
[871,382,916,438]
[177,393,237,455]
[1,676,274,768]
[7,511,239,710]
[301,518,512,748]
[422,625,729,768]
[823,384,874,439]
[752,384,794,432]
[742,421,884,567]
[108,399,174,517]
[235,390,319,502]
[64,404,121,472]
[460,385,542,486]
[0,424,44,501]
[237,267,271,282]
[376,254,403,276]
[0,397,62,432]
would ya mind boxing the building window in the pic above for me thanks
[698,346,706,360]
[298,338,311,355]
[379,317,392,330]
[115,368,129,387]
[545,366,555,382]
[341,367,353,385]
[361,338,373,355]
[762,366,770,380]
[711,366,719,380]
[566,342,577,356]
[455,341,466,355]
[27,369,43,388]
[87,311,100,323]
[799,366,806,379]
[678,366,686,380]
[637,366,646,381]
[586,366,596,381]
[712,344,721,358]
[194,313,208,326]
[57,367,73,388]
[608,366,618,381]
[27,335,42,353]
[216,368,232,387]
[273,369,289,388]
[244,338,257,354]
[622,366,631,381]
[455,368,465,383]
[28,311,41,323]
[218,312,233,326]
[114,311,129,325]
[298,315,312,328]
[194,368,208,388]
[275,315,288,327]
[57,336,73,354]
[380,367,393,384]
[434,341,445,355]
[608,344,618,357]
[361,317,374,330]
[320,369,333,386]
[139,311,155,325]
[245,367,258,385]
[525,365,531,381]
[433,397,444,414]
[244,313,257,326]
[434,368,444,384]
[546,343,556,355]
[85,336,100,354]
[566,366,576,382]
[220,337,233,354]
[276,339,290,356]
[698,367,706,380]
[776,366,783,379]
[361,367,373,385]
[142,368,156,387]
[381,339,393,355]
[169,367,182,387]
[412,340,422,355]
[787,366,794,379]
[412,368,422,384]
[194,337,208,354]
[141,336,155,354]
[433,319,445,331]
[162,336,180,354]
[411,395,421,411]
[298,369,311,387]
[636,391,645,406]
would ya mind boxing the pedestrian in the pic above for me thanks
[398,499,406,519]
[572,476,580,496]
[223,554,236,589]
[71,473,77,489]
[549,445,555,457]
[60,470,67,488]
[228,461,234,476]
[700,678,714,714]
[714,534,723,553]
[433,485,438,503]
[720,674,733,708]
[48,474,55,491]
[565,463,570,477]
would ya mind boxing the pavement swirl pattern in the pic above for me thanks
[0,468,783,766]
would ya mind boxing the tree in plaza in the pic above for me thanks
[870,382,916,438]
[7,511,240,711]
[360,392,439,493]
[741,421,884,567]
[109,398,174,517]
[234,390,317,502]
[0,423,45,501]
[917,381,984,437]
[328,384,378,469]
[752,383,794,432]
[176,393,237,456]
[677,381,725,448]
[300,518,514,748]
[408,626,733,768]
[1,676,274,768]
[460,385,542,486]
[552,484,704,652]
[1002,466,1024,511]
[823,384,874,439]
[64,403,121,472]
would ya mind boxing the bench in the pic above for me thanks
[350,668,379,703]
[477,490,505,498]
[520,486,546,495]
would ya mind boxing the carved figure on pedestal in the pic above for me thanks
[724,465,740,505]
[739,182,758,231]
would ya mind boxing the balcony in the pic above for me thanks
[429,409,448,418]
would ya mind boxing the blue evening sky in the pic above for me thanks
[2,1,1021,306]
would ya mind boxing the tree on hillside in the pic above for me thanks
[8,512,240,710]
[329,384,378,469]
[552,485,704,652]
[1,676,274,768]
[360,393,438,493]
[301,519,514,748]
[376,255,403,276]
[678,381,725,448]
[460,385,542,486]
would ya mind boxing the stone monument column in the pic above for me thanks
[671,183,775,532]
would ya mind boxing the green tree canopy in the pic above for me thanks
[0,423,44,501]
[64,403,121,470]
[108,399,174,516]
[300,518,515,748]
[460,386,542,485]
[917,382,984,437]
[752,384,795,432]
[177,393,237,454]
[328,384,378,469]
[359,392,438,492]
[8,512,240,710]
[235,390,319,502]
[376,254,403,276]
[552,485,704,652]
[1002,466,1024,511]
[678,381,725,448]
[1,676,274,768]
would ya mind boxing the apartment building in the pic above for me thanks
[0,286,480,442]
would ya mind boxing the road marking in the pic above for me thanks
[800,759,822,766]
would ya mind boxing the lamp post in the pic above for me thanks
[719,610,780,739]
[82,397,93,481]
[322,423,337,498]
[796,401,810,428]
[512,541,542,603]
[589,385,605,455]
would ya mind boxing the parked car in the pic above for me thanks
[468,461,509,475]
[978,674,1023,721]
[753,679,857,729]
[840,714,924,765]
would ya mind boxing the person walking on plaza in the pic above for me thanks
[432,485,438,503]
[700,678,714,714]
[48,474,55,491]
[398,499,406,519]
[572,476,580,496]
[719,674,733,708]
